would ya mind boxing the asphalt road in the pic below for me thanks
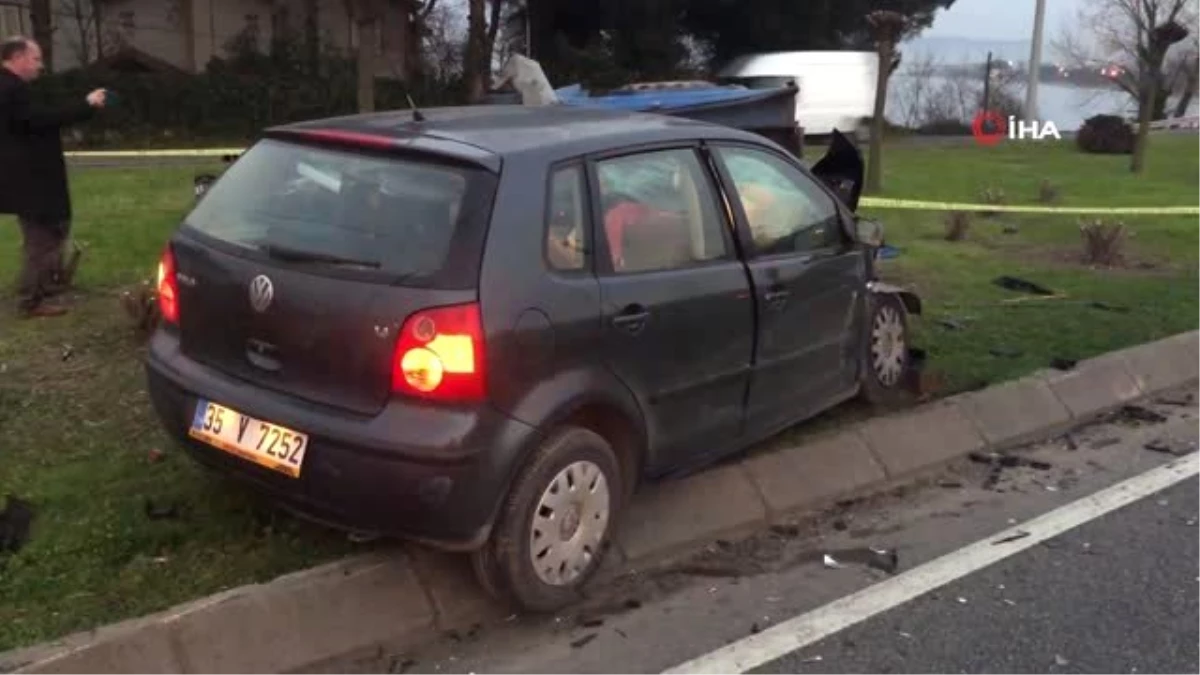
[753,479,1199,675]
[328,389,1199,675]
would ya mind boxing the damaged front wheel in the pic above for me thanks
[859,293,912,408]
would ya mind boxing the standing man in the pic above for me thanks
[0,36,107,318]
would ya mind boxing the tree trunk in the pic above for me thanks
[1151,80,1171,120]
[1131,76,1157,173]
[305,0,320,74]
[865,42,892,195]
[72,1,92,66]
[29,0,54,71]
[406,10,424,82]
[357,18,377,112]
[1174,63,1197,117]
[92,0,104,60]
[463,0,488,103]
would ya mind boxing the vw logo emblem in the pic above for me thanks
[248,275,274,313]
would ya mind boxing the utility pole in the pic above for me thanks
[983,51,993,111]
[1025,0,1047,118]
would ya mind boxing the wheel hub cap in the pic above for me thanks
[871,306,906,387]
[530,460,610,586]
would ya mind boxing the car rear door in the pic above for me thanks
[708,141,866,438]
[588,144,755,472]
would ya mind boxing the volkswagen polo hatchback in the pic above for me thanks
[146,105,918,611]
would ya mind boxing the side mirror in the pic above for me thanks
[855,218,884,247]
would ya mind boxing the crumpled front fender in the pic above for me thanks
[867,280,922,316]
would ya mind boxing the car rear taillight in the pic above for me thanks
[156,246,180,324]
[392,303,486,402]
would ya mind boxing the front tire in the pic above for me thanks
[859,293,912,408]
[472,427,623,612]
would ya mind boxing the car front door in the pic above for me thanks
[589,144,756,473]
[708,142,866,438]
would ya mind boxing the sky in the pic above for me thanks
[920,0,1088,42]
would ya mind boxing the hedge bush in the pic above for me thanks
[32,48,465,148]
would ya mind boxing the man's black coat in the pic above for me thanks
[0,67,95,222]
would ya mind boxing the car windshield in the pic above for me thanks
[183,138,496,288]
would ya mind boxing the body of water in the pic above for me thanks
[887,74,1199,131]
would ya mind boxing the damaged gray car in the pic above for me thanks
[152,105,920,612]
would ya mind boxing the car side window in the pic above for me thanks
[594,148,729,274]
[545,164,588,272]
[716,146,842,256]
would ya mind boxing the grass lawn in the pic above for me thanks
[1,135,1196,651]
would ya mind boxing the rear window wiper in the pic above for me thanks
[261,243,381,269]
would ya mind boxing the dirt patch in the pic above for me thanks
[987,241,1181,276]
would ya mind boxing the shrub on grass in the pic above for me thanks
[944,211,971,241]
[120,281,160,338]
[1076,114,1135,154]
[977,186,1006,217]
[1079,219,1131,266]
[1037,179,1061,204]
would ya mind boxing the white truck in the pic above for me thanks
[717,51,879,139]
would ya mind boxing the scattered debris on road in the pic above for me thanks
[1156,391,1195,407]
[935,317,967,331]
[147,447,165,464]
[1055,654,1070,667]
[821,547,900,575]
[570,634,597,649]
[0,495,34,554]
[769,523,802,538]
[1144,437,1197,456]
[387,656,417,674]
[957,596,969,604]
[992,530,1031,545]
[61,344,74,361]
[1114,404,1168,426]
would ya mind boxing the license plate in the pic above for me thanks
[189,399,308,478]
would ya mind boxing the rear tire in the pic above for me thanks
[471,427,623,612]
[859,293,912,408]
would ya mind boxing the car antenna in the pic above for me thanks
[406,93,426,122]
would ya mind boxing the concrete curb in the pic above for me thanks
[5,330,1197,674]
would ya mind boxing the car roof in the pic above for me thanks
[270,105,775,166]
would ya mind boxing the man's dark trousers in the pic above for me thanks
[16,216,68,312]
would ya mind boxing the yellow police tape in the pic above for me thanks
[63,148,1200,216]
[859,197,1200,215]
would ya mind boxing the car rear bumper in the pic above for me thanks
[144,330,539,549]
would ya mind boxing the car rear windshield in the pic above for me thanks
[183,137,497,289]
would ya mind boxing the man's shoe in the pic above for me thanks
[20,304,68,319]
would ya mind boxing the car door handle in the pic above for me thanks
[763,288,790,309]
[612,305,650,335]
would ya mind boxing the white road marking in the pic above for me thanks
[663,453,1200,674]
